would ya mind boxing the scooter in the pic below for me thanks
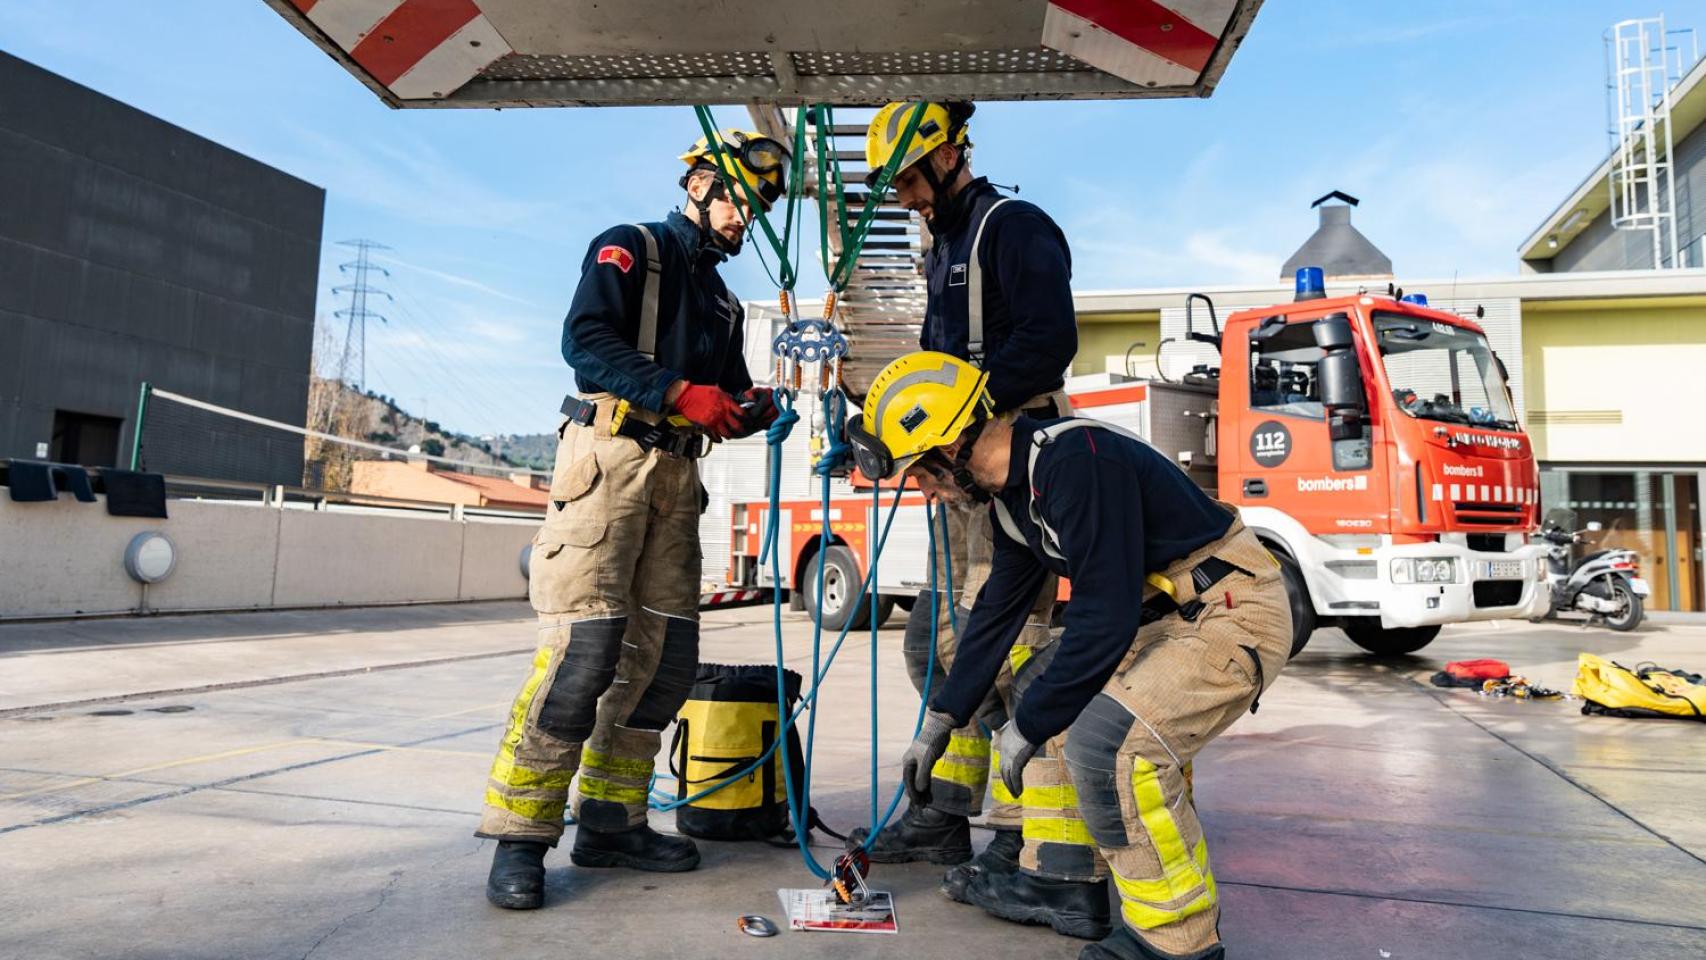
[1537,520,1647,632]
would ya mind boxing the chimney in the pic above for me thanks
[1280,191,1393,281]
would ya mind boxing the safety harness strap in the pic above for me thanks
[964,197,1012,363]
[632,223,663,361]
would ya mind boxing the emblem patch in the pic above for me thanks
[596,245,635,273]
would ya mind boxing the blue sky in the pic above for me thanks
[0,1,1678,436]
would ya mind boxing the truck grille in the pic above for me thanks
[1454,502,1526,527]
[1467,533,1510,553]
[1473,580,1524,608]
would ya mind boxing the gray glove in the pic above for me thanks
[994,721,1040,799]
[901,710,956,806]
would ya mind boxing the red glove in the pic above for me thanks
[725,387,779,440]
[673,384,744,439]
[739,387,779,427]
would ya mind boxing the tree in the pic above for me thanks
[421,438,446,458]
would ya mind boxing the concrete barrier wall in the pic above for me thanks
[0,495,537,620]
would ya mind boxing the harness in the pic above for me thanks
[962,197,1010,365]
[989,419,1244,628]
[559,224,708,459]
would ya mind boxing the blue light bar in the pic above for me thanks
[1400,293,1429,306]
[1294,266,1325,302]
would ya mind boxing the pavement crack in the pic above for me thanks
[301,867,405,960]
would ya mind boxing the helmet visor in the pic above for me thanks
[845,413,920,481]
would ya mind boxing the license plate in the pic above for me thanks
[1479,560,1523,579]
[1629,577,1651,596]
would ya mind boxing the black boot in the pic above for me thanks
[864,804,973,865]
[1079,928,1224,960]
[485,839,548,910]
[966,868,1113,940]
[942,828,1022,903]
[569,823,701,872]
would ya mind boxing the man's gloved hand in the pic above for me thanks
[728,386,779,439]
[994,721,1040,799]
[900,710,957,806]
[673,384,745,440]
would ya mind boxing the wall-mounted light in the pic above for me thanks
[124,532,177,584]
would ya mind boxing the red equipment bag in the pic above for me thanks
[1446,659,1511,681]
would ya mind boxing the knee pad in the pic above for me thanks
[536,617,625,742]
[625,616,700,731]
[1062,693,1135,847]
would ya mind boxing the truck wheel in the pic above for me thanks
[871,595,898,629]
[1603,579,1643,632]
[1273,549,1316,659]
[804,545,870,631]
[1342,620,1441,656]
[894,594,915,613]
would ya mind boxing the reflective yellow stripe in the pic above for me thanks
[1121,875,1217,930]
[1022,816,1095,846]
[1019,782,1079,811]
[946,734,990,758]
[576,778,650,805]
[485,786,565,823]
[1128,759,1208,901]
[487,647,556,788]
[1113,837,1212,904]
[931,758,988,788]
[488,763,574,791]
[1009,643,1034,673]
[581,748,655,782]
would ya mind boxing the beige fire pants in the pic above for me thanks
[476,396,703,844]
[1057,516,1291,955]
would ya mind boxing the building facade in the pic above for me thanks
[0,53,324,486]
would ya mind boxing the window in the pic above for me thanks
[1249,318,1325,420]
[1375,313,1517,429]
[50,410,123,467]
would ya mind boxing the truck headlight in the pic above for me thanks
[1392,557,1457,584]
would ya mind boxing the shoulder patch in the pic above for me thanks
[596,245,635,273]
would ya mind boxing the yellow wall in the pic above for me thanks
[1522,297,1706,462]
[1075,311,1160,377]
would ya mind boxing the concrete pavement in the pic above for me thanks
[2,604,1704,958]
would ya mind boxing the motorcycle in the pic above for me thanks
[1536,513,1647,632]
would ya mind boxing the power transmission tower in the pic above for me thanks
[332,239,393,389]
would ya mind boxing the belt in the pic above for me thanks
[1139,555,1244,626]
[561,396,709,459]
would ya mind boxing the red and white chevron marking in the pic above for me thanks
[699,588,766,608]
[1042,0,1236,88]
[287,0,510,100]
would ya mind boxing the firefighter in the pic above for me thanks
[846,351,1291,960]
[860,100,1083,912]
[477,129,785,910]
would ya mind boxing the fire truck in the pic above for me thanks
[726,273,1550,657]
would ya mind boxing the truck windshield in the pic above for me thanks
[1374,312,1518,430]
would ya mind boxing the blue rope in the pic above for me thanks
[645,387,945,875]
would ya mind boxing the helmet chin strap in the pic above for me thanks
[941,412,996,504]
[684,172,743,257]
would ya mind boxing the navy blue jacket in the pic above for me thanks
[562,212,753,412]
[930,418,1234,744]
[922,179,1077,413]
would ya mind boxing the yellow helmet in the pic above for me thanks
[680,129,789,208]
[845,351,992,480]
[864,102,972,188]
